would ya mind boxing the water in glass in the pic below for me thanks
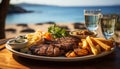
[100,14,117,39]
[84,9,101,33]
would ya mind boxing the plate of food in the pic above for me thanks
[6,24,115,62]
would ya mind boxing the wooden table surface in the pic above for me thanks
[0,28,120,69]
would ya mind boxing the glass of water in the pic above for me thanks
[84,9,101,35]
[99,14,118,39]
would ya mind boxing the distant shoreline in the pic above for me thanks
[8,4,34,14]
[6,21,85,24]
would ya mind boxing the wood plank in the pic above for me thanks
[0,47,29,69]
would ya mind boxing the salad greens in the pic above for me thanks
[48,24,69,38]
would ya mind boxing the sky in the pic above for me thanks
[10,0,120,6]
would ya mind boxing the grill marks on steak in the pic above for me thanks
[30,44,61,57]
[39,45,48,55]
[30,36,80,57]
[30,44,48,56]
[46,45,54,56]
[54,36,80,51]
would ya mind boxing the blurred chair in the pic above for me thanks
[73,22,86,30]
[16,24,28,27]
[5,28,16,33]
[20,28,35,33]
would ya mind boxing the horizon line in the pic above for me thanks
[11,2,120,7]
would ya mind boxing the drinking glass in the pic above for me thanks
[84,9,101,35]
[99,14,118,39]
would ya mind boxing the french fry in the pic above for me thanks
[91,37,111,51]
[94,38,113,43]
[66,51,77,57]
[82,40,88,49]
[86,36,99,55]
[90,37,98,46]
[81,39,85,41]
[96,45,101,54]
[82,39,91,53]
[74,48,88,56]
[94,38,106,40]
[79,42,83,47]
[94,38,113,47]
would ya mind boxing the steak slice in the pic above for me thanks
[39,45,48,55]
[46,45,54,56]
[53,47,61,56]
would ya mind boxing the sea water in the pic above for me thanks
[6,5,120,24]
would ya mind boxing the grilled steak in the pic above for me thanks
[30,36,80,57]
[53,36,80,51]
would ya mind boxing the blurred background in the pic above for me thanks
[5,0,120,24]
[0,0,120,41]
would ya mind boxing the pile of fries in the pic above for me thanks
[66,36,114,57]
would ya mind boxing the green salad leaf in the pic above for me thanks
[48,24,69,38]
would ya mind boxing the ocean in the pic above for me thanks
[6,5,120,24]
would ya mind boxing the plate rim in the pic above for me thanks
[5,44,115,62]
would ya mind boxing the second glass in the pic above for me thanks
[99,14,118,39]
